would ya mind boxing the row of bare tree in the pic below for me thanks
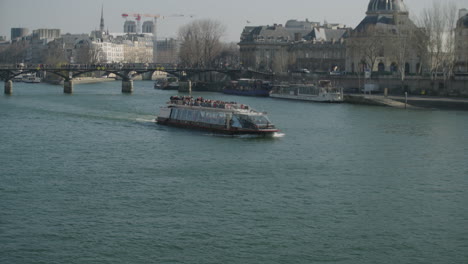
[419,1,459,81]
[177,19,239,68]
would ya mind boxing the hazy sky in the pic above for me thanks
[0,0,466,42]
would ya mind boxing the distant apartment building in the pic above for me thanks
[33,29,61,41]
[117,34,153,63]
[455,9,468,73]
[11,28,29,42]
[24,29,62,63]
[92,39,124,63]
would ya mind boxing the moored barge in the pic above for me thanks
[157,96,279,135]
[223,79,272,97]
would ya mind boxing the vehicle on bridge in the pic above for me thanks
[157,96,279,136]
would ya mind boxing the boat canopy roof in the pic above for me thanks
[168,96,256,113]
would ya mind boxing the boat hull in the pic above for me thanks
[223,89,270,97]
[157,117,279,136]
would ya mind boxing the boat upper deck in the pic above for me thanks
[168,96,259,114]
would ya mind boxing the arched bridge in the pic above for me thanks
[0,64,274,95]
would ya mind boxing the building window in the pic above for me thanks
[405,63,410,74]
[378,62,385,72]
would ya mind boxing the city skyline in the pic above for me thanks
[0,0,466,42]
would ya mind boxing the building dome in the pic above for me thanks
[367,0,408,14]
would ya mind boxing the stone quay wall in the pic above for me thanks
[328,75,468,97]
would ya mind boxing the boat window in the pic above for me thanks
[194,110,226,125]
[236,115,257,129]
[170,109,178,119]
[230,115,242,128]
[180,109,186,120]
[249,115,271,126]
[171,108,229,126]
[186,110,193,121]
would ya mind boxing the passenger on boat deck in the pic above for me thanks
[169,96,239,109]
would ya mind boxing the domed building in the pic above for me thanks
[455,9,468,73]
[366,0,408,15]
[345,0,425,76]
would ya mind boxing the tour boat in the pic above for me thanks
[270,80,343,103]
[157,96,279,135]
[223,79,272,97]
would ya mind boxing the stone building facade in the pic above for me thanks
[289,28,347,73]
[239,24,291,73]
[239,21,348,73]
[345,0,425,76]
[118,35,153,63]
[455,9,468,73]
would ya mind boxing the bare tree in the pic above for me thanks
[418,1,458,84]
[74,40,101,64]
[44,40,68,65]
[358,30,384,77]
[213,42,240,68]
[0,41,30,63]
[388,15,425,92]
[178,19,226,68]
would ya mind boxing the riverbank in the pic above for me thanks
[344,94,468,111]
[43,77,117,85]
[73,77,116,84]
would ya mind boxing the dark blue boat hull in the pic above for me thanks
[223,89,270,97]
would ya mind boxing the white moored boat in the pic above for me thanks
[270,80,343,103]
[22,74,41,83]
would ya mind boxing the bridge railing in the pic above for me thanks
[0,63,247,71]
[0,63,182,71]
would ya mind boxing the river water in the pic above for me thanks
[1,81,467,264]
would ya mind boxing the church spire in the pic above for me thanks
[100,4,105,32]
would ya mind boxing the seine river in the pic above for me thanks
[1,81,467,264]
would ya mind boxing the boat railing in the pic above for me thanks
[168,98,251,111]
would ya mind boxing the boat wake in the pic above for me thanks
[136,117,157,123]
[273,132,286,138]
[203,132,285,139]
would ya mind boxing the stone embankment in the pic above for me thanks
[45,77,116,85]
[344,94,417,109]
[344,94,468,111]
[71,77,116,85]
